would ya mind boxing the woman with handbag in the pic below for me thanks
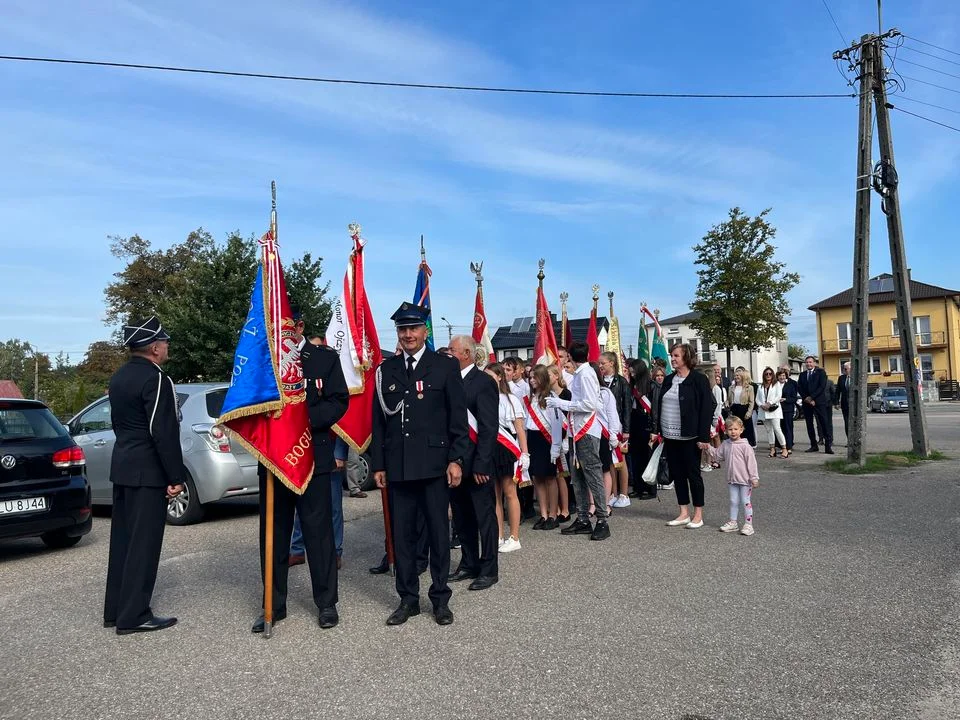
[757,367,788,458]
[658,344,714,529]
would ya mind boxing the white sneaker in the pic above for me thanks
[499,536,521,553]
[719,520,739,533]
[741,523,755,536]
[658,482,675,491]
[616,494,631,508]
[498,537,505,549]
[700,464,712,472]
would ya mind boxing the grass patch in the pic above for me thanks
[825,450,947,474]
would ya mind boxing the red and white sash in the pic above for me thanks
[598,416,625,466]
[523,396,553,443]
[632,387,652,413]
[572,412,596,442]
[467,410,526,484]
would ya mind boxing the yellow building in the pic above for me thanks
[808,273,960,383]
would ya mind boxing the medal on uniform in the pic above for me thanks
[416,380,424,399]
[314,379,323,391]
[388,384,396,391]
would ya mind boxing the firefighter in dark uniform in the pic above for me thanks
[252,338,349,633]
[370,302,470,626]
[103,316,183,635]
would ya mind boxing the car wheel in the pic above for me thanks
[40,530,83,549]
[166,472,205,526]
[880,404,887,414]
[358,453,376,491]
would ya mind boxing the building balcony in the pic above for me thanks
[821,331,947,354]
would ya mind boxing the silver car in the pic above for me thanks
[67,384,259,524]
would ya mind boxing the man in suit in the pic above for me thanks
[103,316,184,635]
[446,335,499,591]
[252,336,349,633]
[836,361,851,440]
[370,302,470,626]
[797,355,834,454]
[777,366,799,453]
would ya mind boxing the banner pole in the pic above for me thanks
[263,469,275,638]
[380,486,395,576]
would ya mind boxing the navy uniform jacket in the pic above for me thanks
[300,343,350,474]
[462,366,498,479]
[798,367,829,404]
[836,374,851,409]
[108,356,183,488]
[370,350,470,482]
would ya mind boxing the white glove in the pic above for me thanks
[550,451,560,463]
[545,396,560,409]
[519,453,530,471]
[561,436,569,453]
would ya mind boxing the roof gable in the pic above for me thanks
[808,273,960,311]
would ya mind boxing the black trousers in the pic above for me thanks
[629,427,654,496]
[259,470,337,613]
[663,438,704,508]
[391,476,451,609]
[104,484,169,629]
[380,488,429,570]
[780,404,795,450]
[840,404,849,438]
[803,402,832,449]
[450,478,498,578]
[730,404,757,447]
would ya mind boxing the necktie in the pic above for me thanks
[406,356,415,378]
[808,370,812,380]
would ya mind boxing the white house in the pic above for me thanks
[650,311,789,379]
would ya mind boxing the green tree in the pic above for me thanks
[104,228,331,382]
[0,339,50,399]
[689,207,800,374]
[787,343,809,360]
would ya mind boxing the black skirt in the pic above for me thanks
[599,437,612,472]
[527,430,557,478]
[492,442,518,481]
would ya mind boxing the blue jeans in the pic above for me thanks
[289,470,344,558]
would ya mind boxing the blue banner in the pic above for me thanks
[220,267,281,417]
[413,263,435,351]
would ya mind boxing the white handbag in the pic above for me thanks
[641,442,664,486]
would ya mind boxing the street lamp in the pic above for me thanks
[439,317,453,344]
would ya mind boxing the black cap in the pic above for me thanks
[122,316,171,348]
[390,301,429,328]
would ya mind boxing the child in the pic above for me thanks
[701,416,759,536]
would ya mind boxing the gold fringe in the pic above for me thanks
[218,398,283,425]
[331,425,372,454]
[228,432,315,496]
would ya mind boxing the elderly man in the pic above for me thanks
[835,362,852,440]
[370,302,470,626]
[446,335,500,591]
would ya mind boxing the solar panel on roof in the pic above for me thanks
[869,276,894,293]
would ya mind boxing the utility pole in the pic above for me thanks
[843,35,876,467]
[440,316,453,344]
[873,41,931,455]
[34,353,40,400]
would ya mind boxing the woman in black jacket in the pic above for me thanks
[657,343,715,529]
[627,359,653,498]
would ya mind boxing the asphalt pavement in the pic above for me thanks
[2,403,959,720]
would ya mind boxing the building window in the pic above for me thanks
[919,353,934,381]
[867,320,874,339]
[915,316,932,345]
[867,356,881,374]
[689,338,713,363]
[889,355,902,374]
[891,318,899,337]
[837,323,851,351]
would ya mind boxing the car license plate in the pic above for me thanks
[0,497,48,515]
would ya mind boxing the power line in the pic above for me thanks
[820,0,849,46]
[902,34,960,58]
[900,45,960,68]
[898,57,960,81]
[890,105,960,134]
[900,74,960,95]
[0,54,856,100]
[895,95,960,115]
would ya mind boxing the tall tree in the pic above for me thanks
[787,343,809,360]
[689,207,799,374]
[0,339,50,399]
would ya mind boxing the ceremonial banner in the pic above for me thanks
[637,318,650,366]
[605,292,626,373]
[534,284,559,366]
[326,225,381,452]
[586,306,602,362]
[220,231,313,494]
[413,240,435,351]
[471,271,496,365]
[560,292,573,349]
[642,305,670,366]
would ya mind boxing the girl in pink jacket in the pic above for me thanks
[700,416,759,536]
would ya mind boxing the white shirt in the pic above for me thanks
[562,369,575,388]
[498,394,525,435]
[599,385,621,437]
[460,364,472,379]
[757,382,783,420]
[525,392,563,458]
[403,345,427,373]
[551,362,601,440]
[509,378,529,402]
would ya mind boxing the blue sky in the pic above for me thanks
[1,0,957,360]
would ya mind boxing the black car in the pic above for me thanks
[0,399,92,548]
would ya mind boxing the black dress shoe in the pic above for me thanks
[532,517,547,530]
[805,447,819,453]
[369,556,390,574]
[544,517,559,530]
[824,447,835,455]
[448,568,478,582]
[251,609,287,633]
[468,575,498,591]
[590,520,611,541]
[386,603,421,626]
[318,606,339,629]
[116,615,178,635]
[561,518,593,535]
[434,606,454,625]
[557,514,571,524]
